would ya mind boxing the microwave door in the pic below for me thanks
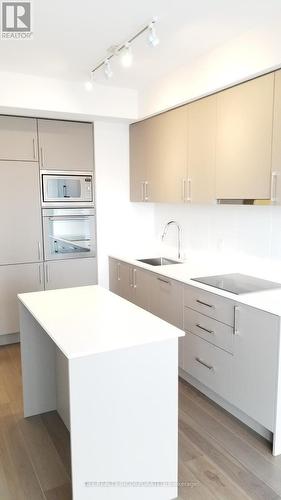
[44,176,83,203]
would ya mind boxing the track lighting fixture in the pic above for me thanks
[121,43,133,67]
[89,18,159,81]
[104,58,113,79]
[147,21,159,47]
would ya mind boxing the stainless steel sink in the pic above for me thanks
[137,257,181,266]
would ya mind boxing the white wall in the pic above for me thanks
[139,18,281,117]
[94,121,155,288]
[0,71,138,121]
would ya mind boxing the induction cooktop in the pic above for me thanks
[191,273,281,295]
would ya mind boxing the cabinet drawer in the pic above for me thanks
[183,331,233,402]
[184,285,234,326]
[184,307,233,353]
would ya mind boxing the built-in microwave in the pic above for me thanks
[41,170,94,207]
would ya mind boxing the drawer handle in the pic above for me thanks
[196,323,214,335]
[195,357,214,371]
[196,299,214,309]
[157,277,171,285]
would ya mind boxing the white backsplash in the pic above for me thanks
[154,204,281,282]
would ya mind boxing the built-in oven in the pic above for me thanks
[43,208,96,260]
[41,170,94,207]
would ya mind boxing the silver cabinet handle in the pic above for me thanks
[234,305,239,335]
[117,262,121,281]
[157,277,171,285]
[195,357,214,371]
[144,181,149,201]
[40,147,44,167]
[141,182,145,201]
[182,178,186,201]
[45,264,49,283]
[38,265,42,285]
[196,323,214,335]
[129,267,134,287]
[196,299,214,309]
[271,172,278,203]
[37,241,42,261]
[133,268,137,288]
[187,178,192,202]
[32,138,36,159]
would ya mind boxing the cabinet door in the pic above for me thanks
[150,275,183,329]
[38,120,94,171]
[108,259,132,301]
[147,107,188,202]
[131,267,152,310]
[0,263,44,335]
[271,70,281,204]
[232,305,279,430]
[45,257,97,290]
[0,116,38,161]
[216,74,274,199]
[0,161,43,265]
[130,121,148,201]
[188,95,216,203]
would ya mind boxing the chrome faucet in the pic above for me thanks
[161,220,182,260]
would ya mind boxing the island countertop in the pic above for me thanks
[18,285,184,360]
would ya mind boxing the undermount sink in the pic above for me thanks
[137,257,181,266]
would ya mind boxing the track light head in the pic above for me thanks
[104,58,113,79]
[121,43,133,67]
[148,21,159,47]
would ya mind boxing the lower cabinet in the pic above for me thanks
[44,258,97,290]
[0,263,44,336]
[109,258,151,310]
[150,275,183,329]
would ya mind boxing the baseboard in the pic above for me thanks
[0,333,20,346]
[179,368,272,443]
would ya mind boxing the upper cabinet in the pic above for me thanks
[271,70,281,204]
[187,95,216,203]
[0,116,38,161]
[215,73,274,200]
[130,107,188,202]
[38,119,94,171]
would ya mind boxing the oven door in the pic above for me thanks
[43,208,96,260]
[41,171,93,207]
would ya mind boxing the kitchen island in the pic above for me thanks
[18,285,184,500]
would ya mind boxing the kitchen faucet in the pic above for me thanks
[161,220,182,260]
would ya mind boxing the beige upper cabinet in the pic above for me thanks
[187,95,216,203]
[146,107,188,202]
[130,107,188,202]
[130,120,149,201]
[271,70,281,204]
[38,119,94,171]
[215,73,274,200]
[0,116,38,161]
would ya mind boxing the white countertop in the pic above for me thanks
[110,254,281,317]
[18,285,184,360]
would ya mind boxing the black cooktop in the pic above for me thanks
[191,273,281,295]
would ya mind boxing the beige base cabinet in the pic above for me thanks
[38,119,94,171]
[44,258,97,291]
[0,263,44,336]
[0,161,43,265]
[150,275,183,329]
[0,116,38,161]
[109,258,151,310]
[215,73,274,200]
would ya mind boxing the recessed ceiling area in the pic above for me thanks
[0,0,280,90]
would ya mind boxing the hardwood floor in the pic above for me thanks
[0,343,280,500]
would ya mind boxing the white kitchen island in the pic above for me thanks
[18,285,184,500]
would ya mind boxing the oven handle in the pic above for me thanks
[48,216,91,221]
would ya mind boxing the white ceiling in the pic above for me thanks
[0,0,280,90]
